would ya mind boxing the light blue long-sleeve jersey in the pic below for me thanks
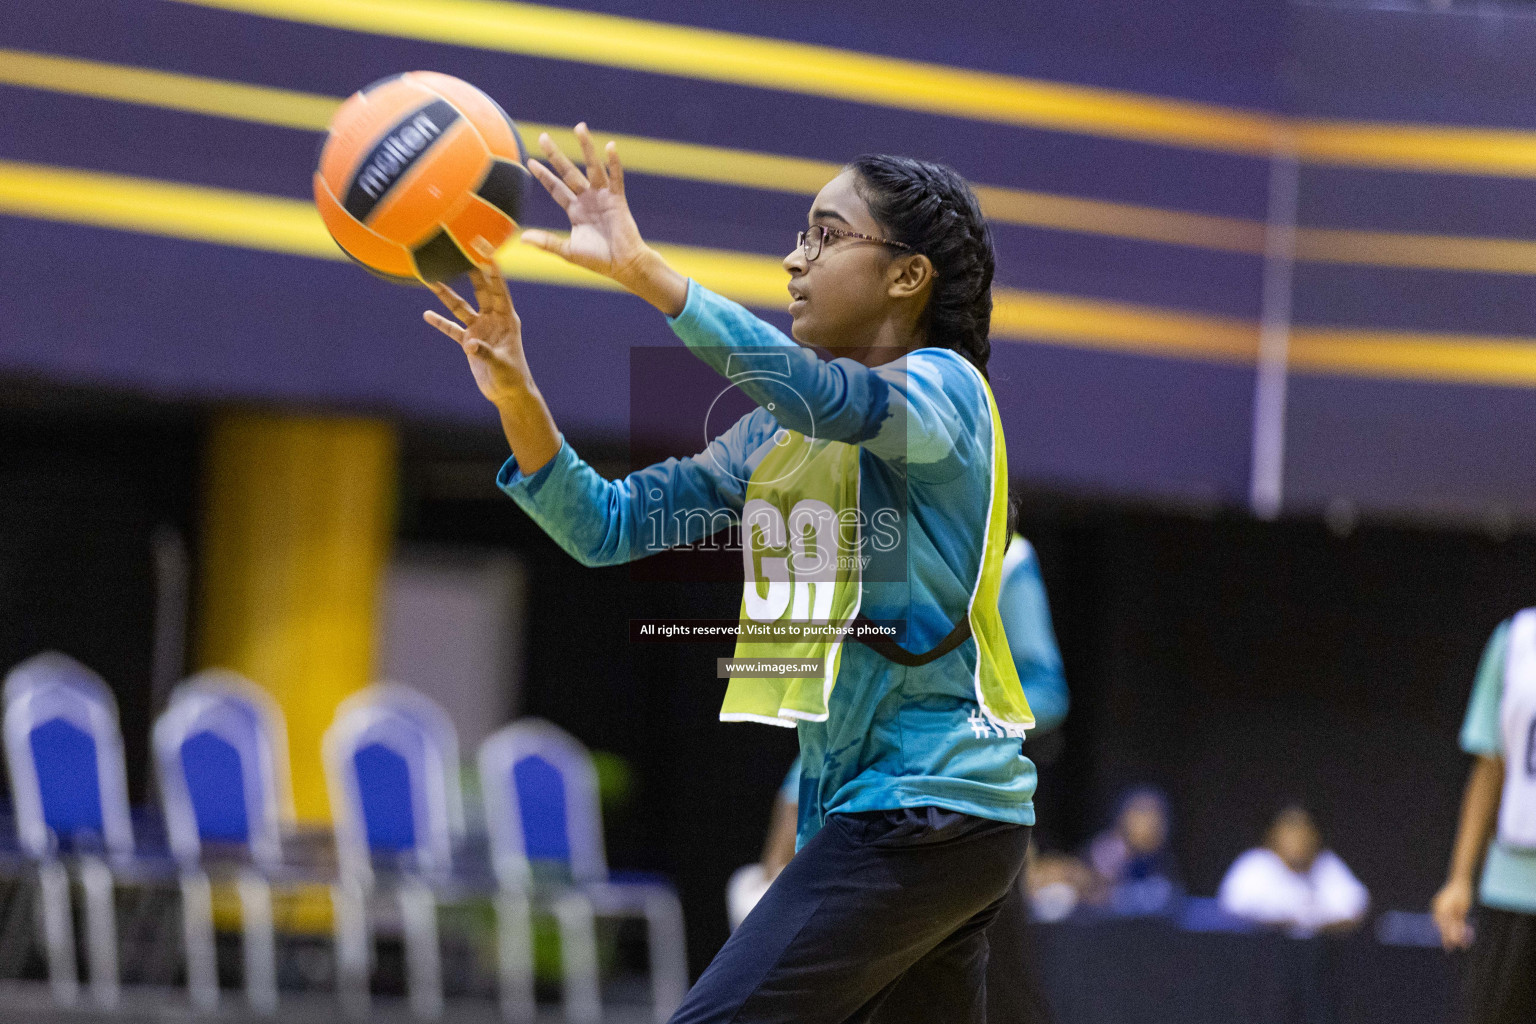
[497,282,1036,845]
[778,534,1066,814]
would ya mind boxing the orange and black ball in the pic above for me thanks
[314,72,528,284]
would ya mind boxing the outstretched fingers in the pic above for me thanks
[538,132,589,195]
[466,269,492,319]
[519,228,570,260]
[528,159,576,210]
[471,240,514,316]
[575,123,607,190]
[423,309,466,343]
[604,140,624,196]
[429,282,477,323]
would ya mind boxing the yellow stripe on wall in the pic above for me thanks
[20,47,1536,276]
[167,0,1282,156]
[0,160,1259,363]
[5,159,1536,387]
[0,49,341,131]
[0,50,1268,256]
[1293,226,1536,276]
[164,0,1536,179]
[1290,328,1536,388]
[991,292,1258,363]
[1293,122,1536,180]
[20,49,1536,273]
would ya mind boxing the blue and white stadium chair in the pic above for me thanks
[479,719,687,1024]
[154,669,295,1014]
[2,652,134,1008]
[323,683,466,1020]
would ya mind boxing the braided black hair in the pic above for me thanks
[848,155,1019,534]
[846,154,996,381]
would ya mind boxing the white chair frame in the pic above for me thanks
[154,669,295,1014]
[322,683,465,1021]
[479,719,687,1024]
[2,652,134,1009]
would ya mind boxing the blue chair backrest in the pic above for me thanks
[3,653,133,859]
[154,670,292,869]
[324,684,462,879]
[515,754,571,862]
[478,719,606,885]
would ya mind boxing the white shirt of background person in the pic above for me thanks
[1217,805,1369,938]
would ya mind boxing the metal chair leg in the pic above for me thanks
[78,855,119,1009]
[398,879,443,1020]
[237,870,278,1015]
[494,888,536,1022]
[179,869,219,1011]
[642,889,689,1024]
[37,860,77,1005]
[0,875,35,978]
[553,890,601,1024]
[331,879,370,1019]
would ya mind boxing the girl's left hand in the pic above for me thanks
[522,123,652,289]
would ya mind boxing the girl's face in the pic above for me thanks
[782,169,910,351]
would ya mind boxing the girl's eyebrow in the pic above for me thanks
[809,208,851,225]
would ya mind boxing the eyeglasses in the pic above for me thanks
[795,224,915,262]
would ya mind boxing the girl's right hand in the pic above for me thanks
[424,240,531,407]
[523,124,651,288]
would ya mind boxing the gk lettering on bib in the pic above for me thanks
[715,358,1034,739]
[720,431,862,726]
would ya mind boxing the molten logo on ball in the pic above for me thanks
[357,110,446,199]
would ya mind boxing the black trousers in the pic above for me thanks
[1463,906,1536,1024]
[670,808,1032,1024]
[874,869,1055,1024]
[980,872,1055,1024]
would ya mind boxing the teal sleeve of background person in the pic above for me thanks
[495,407,780,566]
[1460,620,1510,756]
[998,538,1069,734]
[667,281,973,479]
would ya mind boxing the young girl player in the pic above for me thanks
[423,123,1038,1023]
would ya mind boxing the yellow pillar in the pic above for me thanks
[196,411,397,823]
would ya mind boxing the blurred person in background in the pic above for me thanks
[1431,610,1536,1024]
[1025,850,1099,923]
[1089,785,1183,916]
[1217,804,1368,937]
[730,531,1069,1023]
[727,759,801,931]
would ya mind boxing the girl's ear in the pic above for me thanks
[887,253,935,301]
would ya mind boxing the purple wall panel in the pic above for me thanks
[7,0,1536,515]
[1280,5,1536,521]
[1298,166,1536,239]
[990,342,1255,505]
[1289,6,1536,127]
[1289,263,1536,337]
[0,216,649,434]
[535,0,1288,107]
[1282,374,1536,520]
[1,0,1275,217]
